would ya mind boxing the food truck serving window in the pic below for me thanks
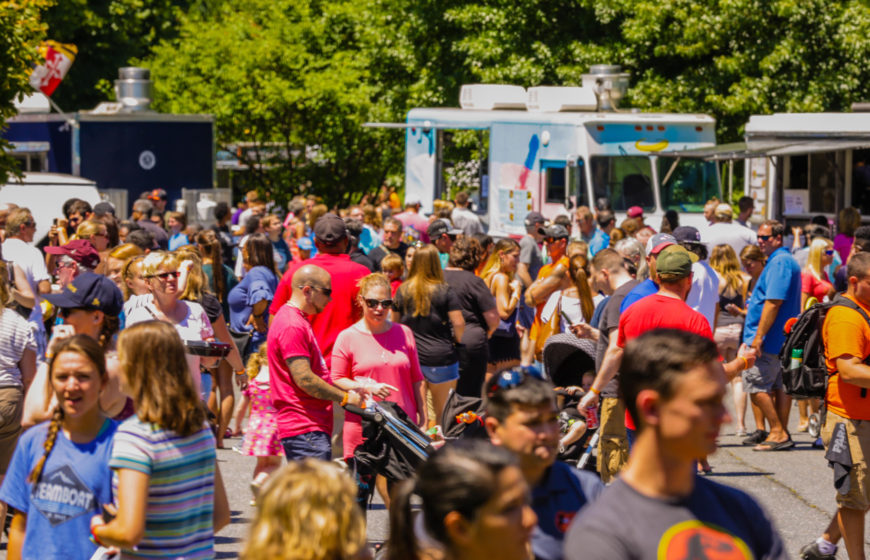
[591,156,654,212]
[658,157,719,213]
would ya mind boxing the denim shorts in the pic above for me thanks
[281,431,332,461]
[420,362,460,384]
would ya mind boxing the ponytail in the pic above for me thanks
[28,407,63,484]
[196,230,225,302]
[386,479,420,560]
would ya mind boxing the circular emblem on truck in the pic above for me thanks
[139,150,156,170]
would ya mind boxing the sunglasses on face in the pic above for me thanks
[825,249,835,256]
[299,285,332,297]
[150,271,180,280]
[757,235,773,241]
[59,307,88,318]
[485,366,544,399]
[364,298,393,309]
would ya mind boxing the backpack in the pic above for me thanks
[779,294,870,399]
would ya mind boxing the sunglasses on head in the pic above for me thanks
[485,366,544,399]
[150,271,180,280]
[364,298,393,309]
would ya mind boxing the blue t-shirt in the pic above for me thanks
[0,419,117,560]
[588,229,610,256]
[271,238,292,272]
[742,247,802,353]
[532,461,605,560]
[228,265,278,351]
[620,278,659,313]
[168,231,189,251]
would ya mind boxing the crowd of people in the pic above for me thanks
[0,183,868,559]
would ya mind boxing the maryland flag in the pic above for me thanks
[29,41,77,97]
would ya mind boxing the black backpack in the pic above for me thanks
[779,294,870,399]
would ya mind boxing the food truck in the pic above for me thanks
[372,66,722,237]
[669,112,870,228]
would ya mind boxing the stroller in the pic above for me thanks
[543,333,599,470]
[345,402,435,499]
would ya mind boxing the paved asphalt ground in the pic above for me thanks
[1,395,868,558]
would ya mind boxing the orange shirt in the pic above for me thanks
[529,255,570,340]
[824,294,870,420]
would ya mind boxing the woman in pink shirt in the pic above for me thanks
[331,273,427,506]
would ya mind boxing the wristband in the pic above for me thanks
[91,525,107,548]
[740,356,749,370]
[234,369,246,376]
[590,387,600,395]
[340,392,349,407]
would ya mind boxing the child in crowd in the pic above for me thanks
[380,253,404,296]
[0,336,116,560]
[241,344,282,504]
[558,371,599,454]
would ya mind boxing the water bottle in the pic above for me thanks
[790,348,803,370]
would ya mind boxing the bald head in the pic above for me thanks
[289,264,332,314]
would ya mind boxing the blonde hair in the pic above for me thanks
[569,254,595,322]
[74,220,106,240]
[109,243,143,261]
[174,246,209,301]
[806,237,832,281]
[359,272,391,298]
[400,244,443,317]
[121,255,145,300]
[246,343,268,380]
[117,321,206,437]
[710,244,744,293]
[142,251,179,278]
[380,253,404,275]
[480,238,520,283]
[241,460,367,560]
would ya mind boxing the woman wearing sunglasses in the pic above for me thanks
[126,251,217,398]
[801,237,837,309]
[332,273,427,505]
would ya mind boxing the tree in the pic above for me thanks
[146,0,406,206]
[40,0,195,111]
[0,0,54,183]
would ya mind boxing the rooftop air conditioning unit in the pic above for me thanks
[460,84,527,110]
[526,87,598,112]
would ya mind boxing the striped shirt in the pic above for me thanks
[110,418,216,559]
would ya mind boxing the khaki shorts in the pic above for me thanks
[822,409,870,510]
[0,386,23,475]
[597,397,629,484]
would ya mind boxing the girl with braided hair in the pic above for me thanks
[0,335,116,559]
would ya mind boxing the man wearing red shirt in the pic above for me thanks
[581,245,755,454]
[270,213,370,366]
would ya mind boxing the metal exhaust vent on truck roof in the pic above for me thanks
[115,67,153,112]
[581,65,630,111]
[460,84,528,110]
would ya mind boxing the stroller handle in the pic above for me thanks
[344,403,383,423]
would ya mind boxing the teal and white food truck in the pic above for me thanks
[372,66,722,237]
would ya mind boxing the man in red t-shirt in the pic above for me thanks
[270,213,370,367]
[582,246,755,445]
[268,264,363,460]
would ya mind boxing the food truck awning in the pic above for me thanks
[659,138,870,160]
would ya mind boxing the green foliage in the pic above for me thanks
[41,0,193,110]
[0,0,54,182]
[146,0,407,206]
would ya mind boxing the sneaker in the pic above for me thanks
[742,429,769,446]
[799,541,836,560]
[808,413,821,439]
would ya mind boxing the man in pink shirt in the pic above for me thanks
[270,213,370,366]
[392,200,431,243]
[268,264,363,460]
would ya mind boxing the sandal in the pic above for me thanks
[753,438,794,451]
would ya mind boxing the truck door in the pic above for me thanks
[539,159,587,221]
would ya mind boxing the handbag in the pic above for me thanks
[228,328,253,358]
[534,294,562,360]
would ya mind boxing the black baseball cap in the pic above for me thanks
[673,226,702,244]
[538,224,569,240]
[427,219,462,239]
[44,272,123,316]
[313,213,347,244]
